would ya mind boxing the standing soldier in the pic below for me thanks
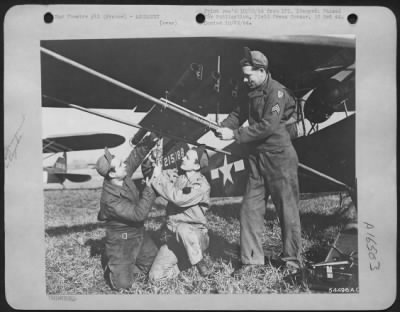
[216,47,302,275]
[95,133,159,290]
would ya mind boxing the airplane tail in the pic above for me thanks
[53,156,67,172]
[45,156,92,184]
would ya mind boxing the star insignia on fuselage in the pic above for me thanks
[218,155,234,185]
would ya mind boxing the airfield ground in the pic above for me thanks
[45,188,355,295]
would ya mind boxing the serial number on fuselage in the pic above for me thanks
[163,147,186,168]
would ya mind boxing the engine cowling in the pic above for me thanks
[304,77,354,123]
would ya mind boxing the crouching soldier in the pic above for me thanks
[145,146,211,280]
[95,133,159,290]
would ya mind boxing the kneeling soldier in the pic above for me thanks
[96,133,159,290]
[147,146,211,280]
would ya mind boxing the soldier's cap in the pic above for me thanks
[193,145,209,169]
[96,147,114,177]
[240,47,268,69]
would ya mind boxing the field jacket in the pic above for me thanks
[221,73,296,153]
[98,140,156,231]
[152,169,210,232]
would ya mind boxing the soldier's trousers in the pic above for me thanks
[104,227,158,290]
[241,145,301,265]
[149,223,209,281]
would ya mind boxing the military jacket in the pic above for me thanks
[98,142,156,230]
[152,169,210,232]
[221,73,296,152]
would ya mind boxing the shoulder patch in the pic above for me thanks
[272,103,281,115]
[277,90,284,98]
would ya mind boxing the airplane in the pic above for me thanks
[40,36,357,289]
[40,36,355,195]
[43,132,125,186]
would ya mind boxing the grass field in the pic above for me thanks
[44,188,356,295]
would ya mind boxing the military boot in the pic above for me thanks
[196,259,212,277]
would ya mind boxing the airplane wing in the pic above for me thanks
[139,105,210,145]
[42,133,125,153]
[41,36,355,114]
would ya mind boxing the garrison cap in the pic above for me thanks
[194,145,209,169]
[96,147,114,177]
[240,47,268,69]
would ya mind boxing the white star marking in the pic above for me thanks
[219,155,234,185]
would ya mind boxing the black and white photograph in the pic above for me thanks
[41,36,358,295]
[4,5,396,310]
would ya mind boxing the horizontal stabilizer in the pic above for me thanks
[61,173,92,183]
[44,171,92,184]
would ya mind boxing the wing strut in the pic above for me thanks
[41,47,219,131]
[298,163,353,193]
[215,55,221,124]
[42,95,230,157]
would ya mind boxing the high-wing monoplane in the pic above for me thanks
[40,36,357,288]
[40,36,355,200]
[43,132,125,186]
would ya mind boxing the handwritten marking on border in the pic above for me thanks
[364,222,381,271]
[5,114,25,168]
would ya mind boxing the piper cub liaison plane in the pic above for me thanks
[43,132,125,186]
[40,36,357,290]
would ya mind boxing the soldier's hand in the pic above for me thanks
[141,132,160,147]
[148,132,161,143]
[145,176,152,187]
[212,128,220,138]
[141,157,155,179]
[216,127,235,140]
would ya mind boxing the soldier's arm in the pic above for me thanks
[233,89,287,143]
[107,186,156,222]
[152,178,208,208]
[125,134,157,178]
[220,104,242,130]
